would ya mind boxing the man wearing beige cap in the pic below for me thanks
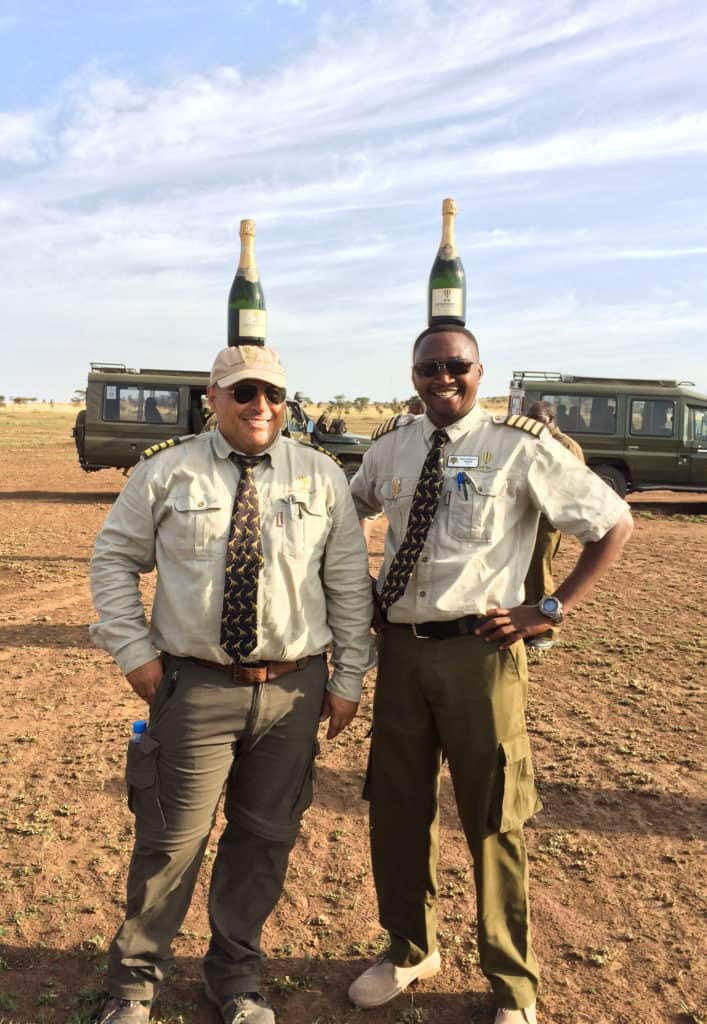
[90,345,373,1024]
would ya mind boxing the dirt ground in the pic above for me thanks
[0,410,705,1024]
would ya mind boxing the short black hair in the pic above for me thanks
[412,322,480,359]
[527,400,556,424]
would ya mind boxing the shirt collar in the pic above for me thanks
[212,427,282,467]
[421,403,484,445]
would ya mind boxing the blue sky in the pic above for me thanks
[1,0,706,402]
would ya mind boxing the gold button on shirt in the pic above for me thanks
[350,404,630,622]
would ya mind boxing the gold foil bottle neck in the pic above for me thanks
[439,198,457,256]
[238,219,257,275]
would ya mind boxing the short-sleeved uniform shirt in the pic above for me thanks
[350,404,629,622]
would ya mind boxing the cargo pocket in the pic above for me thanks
[126,735,166,830]
[490,734,542,833]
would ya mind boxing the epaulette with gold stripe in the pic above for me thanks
[140,434,196,460]
[299,440,343,468]
[371,413,416,441]
[493,414,546,438]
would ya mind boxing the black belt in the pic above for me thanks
[391,615,488,640]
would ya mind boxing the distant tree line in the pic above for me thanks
[313,395,419,417]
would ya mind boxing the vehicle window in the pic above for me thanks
[687,406,707,444]
[102,386,179,424]
[286,402,307,433]
[630,399,675,437]
[541,393,617,434]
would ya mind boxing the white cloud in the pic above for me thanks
[1,0,706,398]
[0,110,48,163]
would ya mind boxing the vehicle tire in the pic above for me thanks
[341,460,361,482]
[592,464,628,497]
[73,409,87,467]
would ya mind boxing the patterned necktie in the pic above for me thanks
[380,428,448,611]
[221,454,264,661]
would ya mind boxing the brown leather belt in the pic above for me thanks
[185,655,310,685]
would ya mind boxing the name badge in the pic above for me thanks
[447,454,479,469]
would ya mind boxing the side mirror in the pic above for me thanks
[306,419,315,434]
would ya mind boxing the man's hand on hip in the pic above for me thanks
[320,692,358,739]
[476,606,549,650]
[126,658,164,705]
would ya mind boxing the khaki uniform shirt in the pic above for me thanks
[350,404,630,622]
[90,429,373,701]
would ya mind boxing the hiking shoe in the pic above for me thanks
[95,997,152,1023]
[526,636,554,650]
[205,982,275,1024]
[348,948,441,1008]
[494,1003,537,1023]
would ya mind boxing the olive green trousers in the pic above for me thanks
[524,515,562,641]
[108,654,326,1001]
[367,625,541,1009]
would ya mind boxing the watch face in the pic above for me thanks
[541,598,559,615]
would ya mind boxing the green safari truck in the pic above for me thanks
[73,363,371,479]
[508,371,707,496]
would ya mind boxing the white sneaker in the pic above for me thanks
[494,1002,537,1023]
[348,949,441,1008]
[526,636,554,650]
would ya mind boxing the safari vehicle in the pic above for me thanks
[508,371,707,496]
[73,363,371,479]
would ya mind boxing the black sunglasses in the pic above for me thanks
[413,359,476,378]
[230,382,287,405]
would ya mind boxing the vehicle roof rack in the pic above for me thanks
[89,363,207,377]
[511,370,691,388]
[139,368,207,376]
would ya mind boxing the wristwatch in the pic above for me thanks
[537,595,564,624]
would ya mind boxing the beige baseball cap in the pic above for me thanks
[209,345,286,389]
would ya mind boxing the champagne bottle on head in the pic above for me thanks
[427,198,466,326]
[227,219,267,347]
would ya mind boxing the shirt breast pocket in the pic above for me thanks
[275,491,330,560]
[173,492,225,559]
[447,472,501,543]
[379,477,418,538]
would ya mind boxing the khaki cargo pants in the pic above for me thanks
[108,653,327,1001]
[367,625,541,1010]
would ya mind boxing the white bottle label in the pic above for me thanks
[238,309,267,336]
[431,288,463,317]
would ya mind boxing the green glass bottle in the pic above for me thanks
[427,198,466,326]
[227,219,267,347]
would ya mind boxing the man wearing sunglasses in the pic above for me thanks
[348,324,632,1023]
[90,345,372,1024]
